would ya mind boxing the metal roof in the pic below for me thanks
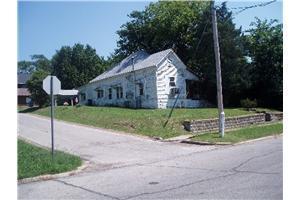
[89,49,173,83]
[18,73,32,84]
[18,88,31,96]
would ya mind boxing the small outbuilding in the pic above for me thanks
[17,73,32,105]
[78,49,208,109]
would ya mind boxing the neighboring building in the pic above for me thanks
[78,49,208,109]
[17,73,32,105]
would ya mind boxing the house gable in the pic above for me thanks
[155,51,200,108]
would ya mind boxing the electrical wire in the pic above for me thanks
[228,0,277,16]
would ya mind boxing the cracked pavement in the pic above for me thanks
[18,113,282,199]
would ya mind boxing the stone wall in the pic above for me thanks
[183,112,282,134]
[265,112,283,121]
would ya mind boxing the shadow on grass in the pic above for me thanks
[19,107,40,113]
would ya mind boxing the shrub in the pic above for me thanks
[240,98,257,110]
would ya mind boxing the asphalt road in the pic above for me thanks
[18,113,282,200]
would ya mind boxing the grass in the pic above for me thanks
[191,123,283,144]
[18,105,30,112]
[18,139,82,179]
[20,105,276,139]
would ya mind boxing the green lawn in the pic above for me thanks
[18,139,82,179]
[18,105,29,112]
[191,123,283,144]
[20,105,275,139]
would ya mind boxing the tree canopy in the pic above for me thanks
[244,18,283,109]
[25,44,108,106]
[115,1,250,106]
[52,44,107,89]
[18,55,52,73]
[27,70,50,107]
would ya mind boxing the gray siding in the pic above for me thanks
[79,67,158,108]
[156,53,203,108]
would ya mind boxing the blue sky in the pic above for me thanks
[18,1,282,61]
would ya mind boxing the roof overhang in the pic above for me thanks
[58,89,78,96]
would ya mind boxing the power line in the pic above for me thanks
[214,0,277,27]
[228,0,277,16]
[195,21,209,52]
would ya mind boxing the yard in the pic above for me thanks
[19,105,276,139]
[191,123,283,144]
[18,139,82,179]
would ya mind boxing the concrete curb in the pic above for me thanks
[180,134,282,146]
[233,134,283,146]
[161,134,194,142]
[18,160,91,185]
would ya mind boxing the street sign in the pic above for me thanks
[43,75,61,95]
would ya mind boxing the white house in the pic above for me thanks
[78,49,208,108]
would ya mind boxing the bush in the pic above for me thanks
[26,70,50,107]
[240,98,257,110]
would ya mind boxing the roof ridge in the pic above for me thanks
[89,48,174,83]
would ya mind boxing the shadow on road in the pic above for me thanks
[19,107,40,113]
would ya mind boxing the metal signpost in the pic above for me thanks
[43,75,61,159]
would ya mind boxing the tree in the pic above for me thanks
[27,70,50,107]
[52,44,107,89]
[31,54,52,72]
[114,1,250,106]
[18,60,35,73]
[18,55,52,107]
[244,18,283,109]
[18,54,52,73]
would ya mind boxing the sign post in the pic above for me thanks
[43,75,61,160]
[50,76,54,159]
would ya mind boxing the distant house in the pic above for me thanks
[78,49,208,109]
[18,73,32,105]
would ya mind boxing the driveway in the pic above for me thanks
[18,113,282,199]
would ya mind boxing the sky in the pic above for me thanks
[18,0,282,61]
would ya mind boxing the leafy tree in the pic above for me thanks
[244,18,283,109]
[18,60,35,73]
[52,44,107,89]
[18,55,52,107]
[115,1,250,106]
[18,55,52,73]
[27,70,50,107]
[31,55,52,72]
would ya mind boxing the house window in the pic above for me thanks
[108,88,112,99]
[80,93,86,101]
[138,83,144,96]
[116,86,123,99]
[169,88,180,98]
[169,77,176,87]
[97,90,104,99]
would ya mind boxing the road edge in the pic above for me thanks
[18,160,91,185]
[180,134,282,146]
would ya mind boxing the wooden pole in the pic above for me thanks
[211,1,225,137]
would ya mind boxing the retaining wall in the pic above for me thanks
[183,112,283,134]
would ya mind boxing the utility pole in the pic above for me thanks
[131,56,137,108]
[211,1,225,137]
